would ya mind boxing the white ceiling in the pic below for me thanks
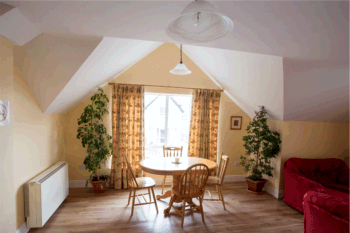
[5,1,348,61]
[0,7,41,45]
[284,58,349,122]
[2,1,349,122]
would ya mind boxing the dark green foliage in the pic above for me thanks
[240,106,281,181]
[77,88,113,185]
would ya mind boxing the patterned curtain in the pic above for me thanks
[111,84,145,189]
[188,89,221,161]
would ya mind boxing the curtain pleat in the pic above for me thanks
[188,89,221,162]
[111,85,145,189]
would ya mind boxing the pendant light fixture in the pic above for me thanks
[170,44,192,75]
[166,0,234,43]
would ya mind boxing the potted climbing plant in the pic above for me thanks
[77,88,113,193]
[240,106,281,194]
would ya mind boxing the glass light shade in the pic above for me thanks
[170,63,192,75]
[166,0,234,43]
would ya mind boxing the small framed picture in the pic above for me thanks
[230,116,242,130]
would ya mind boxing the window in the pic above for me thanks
[145,93,192,158]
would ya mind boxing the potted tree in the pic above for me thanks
[77,88,113,193]
[240,106,281,194]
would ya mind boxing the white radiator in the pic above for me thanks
[24,161,69,228]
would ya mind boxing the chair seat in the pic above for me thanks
[206,176,221,185]
[131,177,156,188]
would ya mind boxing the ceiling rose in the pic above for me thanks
[166,0,234,43]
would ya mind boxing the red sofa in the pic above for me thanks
[303,191,349,233]
[283,158,349,213]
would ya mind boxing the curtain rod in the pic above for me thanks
[108,83,224,92]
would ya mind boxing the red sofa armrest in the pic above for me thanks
[284,171,325,213]
[303,191,349,233]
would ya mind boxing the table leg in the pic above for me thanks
[158,175,184,214]
[156,174,181,200]
[156,190,172,200]
[164,194,175,214]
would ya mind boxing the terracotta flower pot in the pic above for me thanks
[90,180,109,193]
[245,177,267,194]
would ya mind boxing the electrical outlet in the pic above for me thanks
[79,165,86,170]
[235,161,241,166]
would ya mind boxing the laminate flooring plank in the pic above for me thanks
[29,182,303,233]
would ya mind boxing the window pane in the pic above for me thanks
[145,94,166,159]
[167,95,192,157]
[145,93,192,158]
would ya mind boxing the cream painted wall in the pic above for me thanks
[0,36,16,233]
[266,120,349,193]
[218,93,251,175]
[64,43,251,181]
[12,63,66,229]
[63,85,112,181]
[266,120,284,191]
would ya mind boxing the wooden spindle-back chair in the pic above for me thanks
[204,153,230,210]
[168,163,209,228]
[161,146,183,194]
[124,154,158,216]
[163,146,183,157]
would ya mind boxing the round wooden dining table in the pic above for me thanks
[140,157,217,214]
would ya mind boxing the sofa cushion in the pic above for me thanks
[337,167,349,185]
[304,191,349,221]
[324,187,349,204]
[323,183,349,193]
[314,171,338,184]
[286,158,349,184]
[284,158,349,215]
[317,159,343,172]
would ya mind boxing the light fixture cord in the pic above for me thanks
[180,44,183,64]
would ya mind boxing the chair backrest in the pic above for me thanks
[179,163,209,198]
[124,154,138,188]
[217,155,229,185]
[163,146,183,157]
[216,152,223,176]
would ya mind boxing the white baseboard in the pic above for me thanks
[17,222,29,233]
[138,175,246,186]
[224,175,246,182]
[70,180,92,188]
[70,175,246,188]
[264,185,284,199]
[69,176,284,199]
[69,180,110,188]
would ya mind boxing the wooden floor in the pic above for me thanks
[29,182,303,233]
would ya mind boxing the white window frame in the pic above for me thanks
[144,92,192,151]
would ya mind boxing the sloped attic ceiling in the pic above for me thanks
[14,33,103,113]
[4,1,349,122]
[44,37,161,113]
[183,46,283,120]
